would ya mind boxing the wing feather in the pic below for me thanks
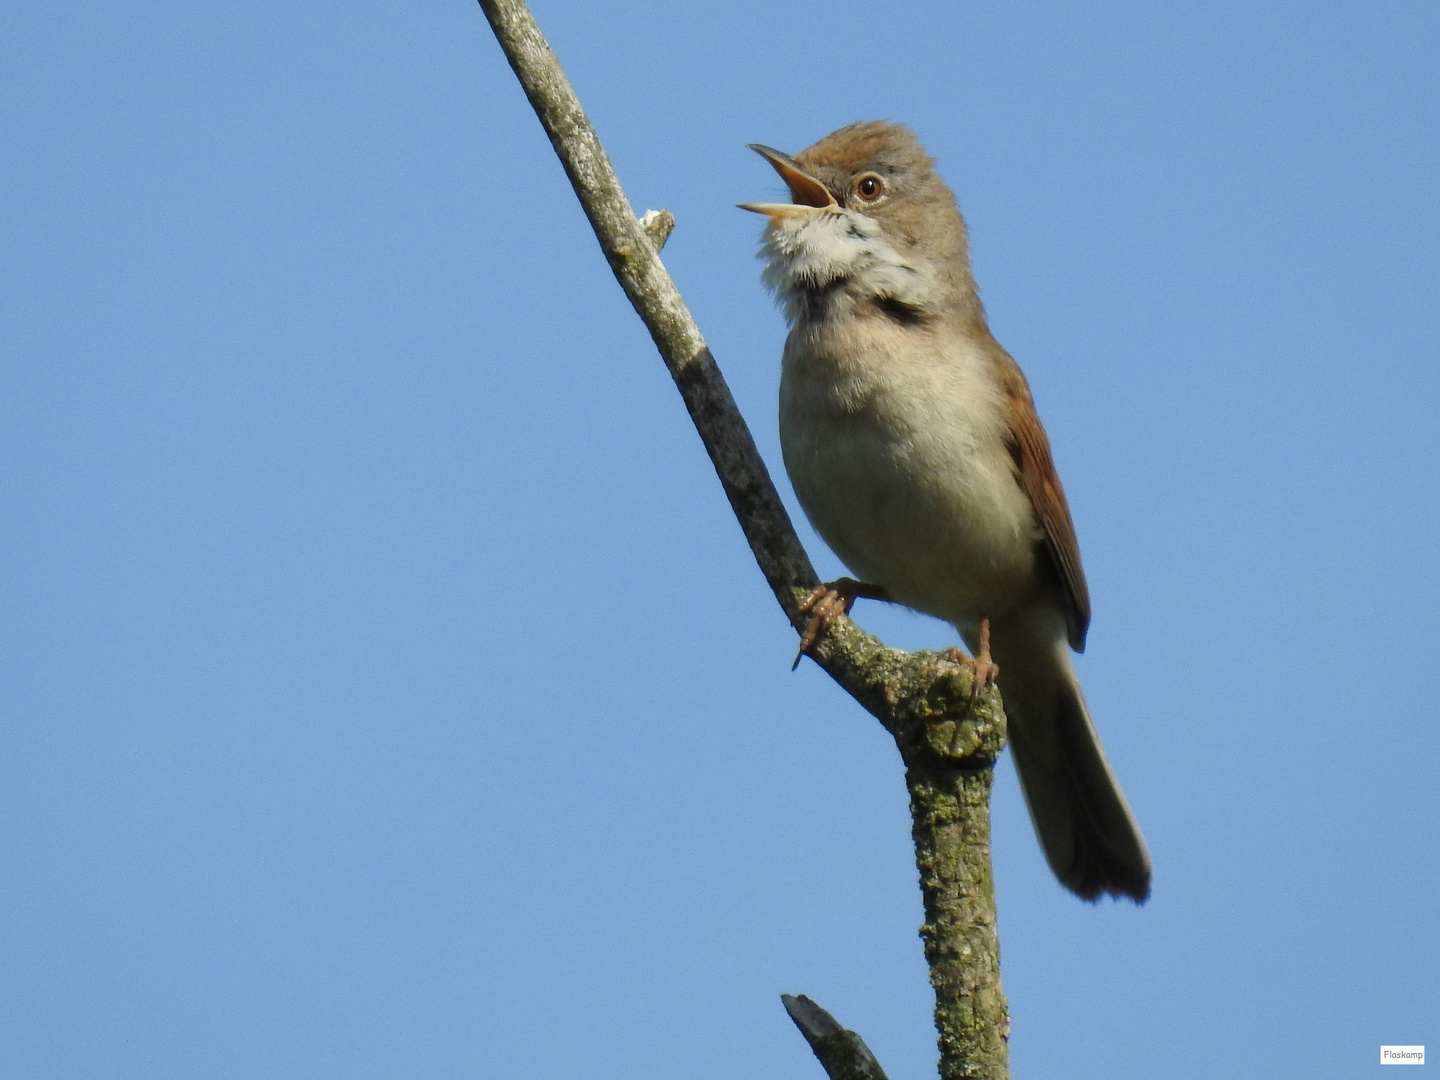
[995,351,1091,650]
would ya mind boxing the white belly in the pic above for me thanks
[779,326,1041,626]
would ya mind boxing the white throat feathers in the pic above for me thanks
[757,208,935,326]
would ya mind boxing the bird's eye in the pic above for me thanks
[855,175,885,201]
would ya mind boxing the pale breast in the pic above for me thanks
[779,319,1043,625]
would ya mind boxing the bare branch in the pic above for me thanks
[476,0,814,610]
[782,995,891,1080]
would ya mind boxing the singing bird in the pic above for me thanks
[742,121,1151,902]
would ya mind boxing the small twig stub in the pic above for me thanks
[781,995,891,1080]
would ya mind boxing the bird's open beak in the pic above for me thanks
[738,143,837,222]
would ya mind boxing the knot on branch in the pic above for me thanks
[893,656,1007,768]
[805,614,1007,768]
[638,208,675,251]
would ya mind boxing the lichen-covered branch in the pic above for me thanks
[904,764,1011,1079]
[475,2,1010,1076]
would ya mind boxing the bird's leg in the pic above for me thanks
[940,618,999,692]
[792,577,889,669]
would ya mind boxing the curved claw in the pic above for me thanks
[791,578,888,669]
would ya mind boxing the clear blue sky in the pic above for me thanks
[3,2,1436,1077]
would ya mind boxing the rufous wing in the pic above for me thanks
[996,351,1092,651]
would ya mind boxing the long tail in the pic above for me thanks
[987,613,1151,902]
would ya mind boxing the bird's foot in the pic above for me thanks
[792,577,888,670]
[940,618,999,694]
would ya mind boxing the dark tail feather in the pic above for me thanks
[997,641,1151,902]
